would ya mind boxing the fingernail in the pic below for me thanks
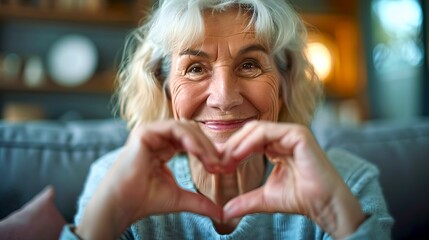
[223,204,234,221]
[222,211,231,222]
[231,148,242,159]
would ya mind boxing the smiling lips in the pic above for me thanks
[199,118,255,131]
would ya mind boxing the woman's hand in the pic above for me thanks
[221,121,366,239]
[76,120,222,240]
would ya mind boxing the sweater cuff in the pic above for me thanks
[344,214,391,240]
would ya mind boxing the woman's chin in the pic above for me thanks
[205,135,234,153]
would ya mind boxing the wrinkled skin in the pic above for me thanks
[76,8,365,240]
[167,8,283,232]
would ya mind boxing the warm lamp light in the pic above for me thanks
[307,42,333,82]
[303,15,360,99]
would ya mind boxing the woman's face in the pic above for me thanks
[168,8,283,147]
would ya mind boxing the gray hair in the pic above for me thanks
[116,0,322,128]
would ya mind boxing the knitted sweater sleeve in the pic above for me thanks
[60,148,133,240]
[323,148,394,240]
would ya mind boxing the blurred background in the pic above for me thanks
[0,0,428,125]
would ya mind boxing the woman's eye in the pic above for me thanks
[237,60,262,77]
[242,62,256,69]
[185,63,208,80]
[188,66,203,74]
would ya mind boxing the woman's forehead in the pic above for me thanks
[202,8,254,38]
[165,6,270,57]
[171,8,266,55]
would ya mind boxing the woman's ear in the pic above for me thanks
[278,104,288,122]
[277,51,292,122]
[278,81,284,114]
[161,78,175,119]
[277,78,288,122]
[162,80,171,99]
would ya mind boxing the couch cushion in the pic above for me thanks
[314,119,429,240]
[0,119,128,222]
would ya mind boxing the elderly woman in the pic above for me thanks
[61,0,393,239]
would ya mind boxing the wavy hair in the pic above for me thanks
[116,0,322,128]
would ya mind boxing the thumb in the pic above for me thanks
[223,188,266,221]
[176,189,223,221]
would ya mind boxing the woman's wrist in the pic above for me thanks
[313,184,367,239]
[75,182,133,240]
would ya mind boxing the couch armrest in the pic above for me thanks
[314,118,429,239]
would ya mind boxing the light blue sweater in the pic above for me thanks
[61,148,393,239]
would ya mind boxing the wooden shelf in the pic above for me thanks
[0,4,138,26]
[0,1,154,120]
[0,1,155,95]
[0,71,116,94]
[0,2,142,95]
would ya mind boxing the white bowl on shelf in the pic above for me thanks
[47,34,98,87]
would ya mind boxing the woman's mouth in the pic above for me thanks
[199,118,255,131]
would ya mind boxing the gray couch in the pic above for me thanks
[0,118,428,239]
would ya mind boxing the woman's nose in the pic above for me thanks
[206,67,243,111]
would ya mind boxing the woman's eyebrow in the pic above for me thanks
[238,44,268,55]
[178,44,268,58]
[179,49,210,58]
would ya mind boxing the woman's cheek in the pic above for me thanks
[260,92,281,122]
[169,79,207,120]
[246,77,281,122]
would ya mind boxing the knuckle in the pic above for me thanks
[292,124,309,136]
[131,124,150,139]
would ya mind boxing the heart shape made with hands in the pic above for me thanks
[175,121,337,225]
[183,140,282,224]
[129,120,337,228]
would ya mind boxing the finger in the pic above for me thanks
[222,188,267,221]
[220,121,260,169]
[171,122,221,172]
[233,124,281,159]
[221,123,273,171]
[227,123,309,163]
[179,121,221,163]
[222,120,258,155]
[136,121,221,171]
[175,189,222,221]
